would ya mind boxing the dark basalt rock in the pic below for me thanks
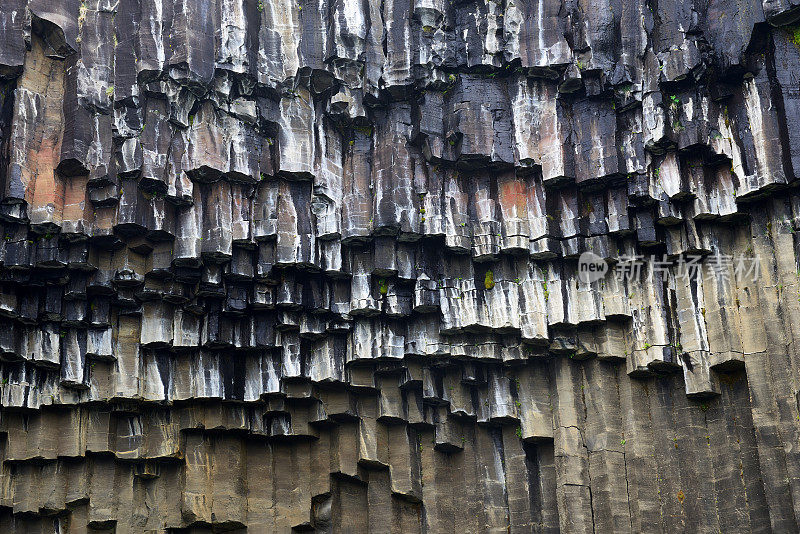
[1,0,800,531]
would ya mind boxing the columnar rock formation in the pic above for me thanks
[1,0,800,532]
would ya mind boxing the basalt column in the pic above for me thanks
[1,0,800,532]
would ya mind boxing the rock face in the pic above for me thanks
[0,0,800,532]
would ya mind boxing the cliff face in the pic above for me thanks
[0,0,800,532]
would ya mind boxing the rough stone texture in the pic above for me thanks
[0,0,799,532]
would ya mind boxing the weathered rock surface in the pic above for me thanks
[0,0,799,531]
